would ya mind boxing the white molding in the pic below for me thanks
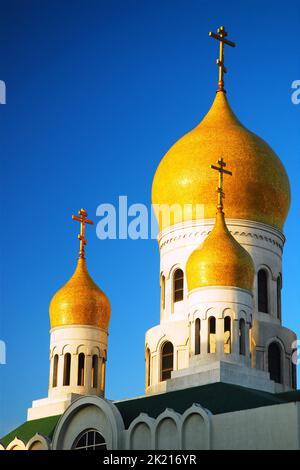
[52,395,124,450]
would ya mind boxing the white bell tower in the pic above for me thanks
[28,208,111,420]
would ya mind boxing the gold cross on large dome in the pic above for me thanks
[209,26,236,92]
[211,157,232,213]
[72,208,94,259]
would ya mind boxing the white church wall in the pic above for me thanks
[127,414,155,450]
[131,422,152,450]
[125,404,211,451]
[182,413,207,450]
[211,402,299,450]
[145,217,296,393]
[3,399,299,450]
[155,410,181,450]
[158,218,284,325]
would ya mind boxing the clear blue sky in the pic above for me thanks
[0,0,299,436]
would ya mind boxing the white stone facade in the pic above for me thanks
[145,218,297,394]
[6,395,300,450]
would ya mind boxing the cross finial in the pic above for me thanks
[209,26,236,92]
[211,157,232,213]
[72,208,94,259]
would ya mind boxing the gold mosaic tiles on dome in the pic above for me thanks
[152,91,290,232]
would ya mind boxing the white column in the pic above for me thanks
[216,317,224,356]
[245,322,251,366]
[190,320,195,355]
[57,353,64,388]
[201,320,208,356]
[173,347,178,371]
[48,355,53,391]
[98,357,103,394]
[101,360,106,394]
[70,353,78,388]
[85,355,92,391]
[232,319,240,356]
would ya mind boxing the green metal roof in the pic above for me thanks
[114,383,299,428]
[0,414,61,448]
[276,390,300,402]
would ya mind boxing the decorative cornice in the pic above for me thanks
[159,219,284,253]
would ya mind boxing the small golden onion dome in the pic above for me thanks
[49,257,111,330]
[152,91,290,231]
[186,211,255,291]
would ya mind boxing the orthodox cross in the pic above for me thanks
[211,157,232,212]
[72,208,94,259]
[209,26,235,92]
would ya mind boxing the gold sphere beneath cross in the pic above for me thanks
[152,91,290,232]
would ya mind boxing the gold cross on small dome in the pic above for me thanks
[209,26,236,92]
[211,157,232,213]
[72,208,94,259]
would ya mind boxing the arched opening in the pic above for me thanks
[52,354,59,387]
[224,316,231,354]
[268,342,282,384]
[63,353,71,386]
[146,348,151,387]
[208,317,216,353]
[77,353,85,386]
[291,361,297,390]
[72,429,107,450]
[91,355,98,388]
[195,319,201,355]
[173,269,184,303]
[161,275,165,310]
[277,274,282,320]
[239,319,246,356]
[258,269,269,313]
[161,342,174,381]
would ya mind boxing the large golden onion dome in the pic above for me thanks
[49,257,111,329]
[186,210,255,291]
[152,91,290,232]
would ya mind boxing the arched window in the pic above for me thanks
[277,274,282,320]
[208,317,216,353]
[195,319,201,355]
[77,353,85,386]
[52,354,59,387]
[146,348,151,387]
[224,316,231,354]
[63,353,71,386]
[173,269,184,303]
[239,319,246,356]
[258,269,269,313]
[161,342,174,381]
[161,275,166,310]
[268,342,281,384]
[72,430,107,450]
[291,361,297,390]
[91,355,98,388]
